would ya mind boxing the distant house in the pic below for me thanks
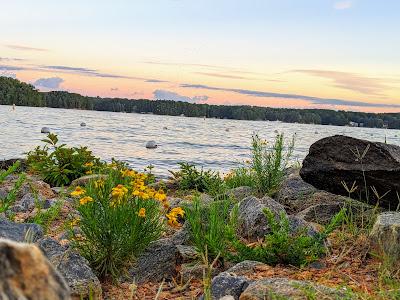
[349,121,359,127]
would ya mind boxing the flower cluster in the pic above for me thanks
[166,207,185,228]
[71,186,86,197]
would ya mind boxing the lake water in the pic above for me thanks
[1,105,400,177]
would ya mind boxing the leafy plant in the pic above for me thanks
[229,208,345,267]
[184,196,237,262]
[27,133,103,186]
[170,162,225,196]
[28,199,64,233]
[0,161,26,213]
[251,133,294,196]
[224,166,255,189]
[70,166,166,279]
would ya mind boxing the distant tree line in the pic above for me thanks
[1,76,400,129]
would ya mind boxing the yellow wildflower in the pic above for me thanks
[70,218,80,227]
[84,162,94,167]
[71,186,85,197]
[121,169,136,177]
[85,170,93,175]
[79,196,94,205]
[111,184,128,199]
[138,208,146,218]
[94,179,104,189]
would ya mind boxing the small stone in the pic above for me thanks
[146,140,158,149]
[41,127,50,134]
[226,261,267,276]
[70,174,108,187]
[208,272,250,300]
[370,212,400,260]
[176,244,198,263]
[80,122,86,127]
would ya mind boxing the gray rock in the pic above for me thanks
[169,222,191,245]
[38,237,102,299]
[41,126,50,134]
[0,218,43,242]
[80,122,86,127]
[276,173,317,213]
[200,193,214,205]
[226,186,253,202]
[146,140,158,149]
[237,196,286,240]
[296,202,343,225]
[288,215,319,237]
[219,296,235,300]
[207,272,250,300]
[226,261,267,276]
[0,239,70,300]
[0,158,27,171]
[370,212,400,260]
[177,244,198,263]
[11,192,44,213]
[180,263,221,282]
[240,277,345,299]
[70,174,108,187]
[128,237,180,284]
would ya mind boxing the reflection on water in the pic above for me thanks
[1,105,399,177]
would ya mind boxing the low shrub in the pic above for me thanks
[70,164,169,279]
[170,162,225,196]
[27,133,103,186]
[184,196,237,262]
[224,134,294,196]
[229,208,345,267]
[0,161,26,213]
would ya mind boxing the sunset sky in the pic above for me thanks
[1,0,400,112]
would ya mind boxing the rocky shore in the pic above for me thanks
[1,135,400,300]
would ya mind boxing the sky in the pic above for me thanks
[1,0,400,112]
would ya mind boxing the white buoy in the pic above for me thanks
[146,141,158,149]
[41,127,50,134]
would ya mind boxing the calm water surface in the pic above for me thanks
[1,105,400,177]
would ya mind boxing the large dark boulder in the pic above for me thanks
[300,135,400,209]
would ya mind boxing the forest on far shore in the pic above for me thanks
[1,76,400,129]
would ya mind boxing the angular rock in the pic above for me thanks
[70,174,108,187]
[226,261,267,276]
[128,237,180,284]
[11,192,45,213]
[0,218,43,242]
[296,201,343,225]
[208,272,250,300]
[239,277,344,300]
[275,173,317,213]
[38,237,102,299]
[226,186,253,202]
[180,263,221,282]
[176,244,198,263]
[288,215,319,237]
[0,158,27,171]
[169,222,191,245]
[237,196,286,240]
[0,239,70,300]
[370,212,400,260]
[300,135,400,208]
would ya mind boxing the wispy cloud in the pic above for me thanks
[334,1,353,10]
[180,83,400,108]
[0,64,25,71]
[110,87,119,91]
[145,79,169,83]
[34,77,64,89]
[5,44,48,52]
[293,69,388,95]
[153,89,208,103]
[0,57,25,62]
